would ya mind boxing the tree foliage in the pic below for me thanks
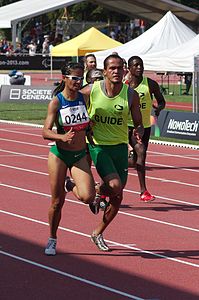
[175,0,199,9]
[0,0,198,38]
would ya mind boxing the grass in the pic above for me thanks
[0,93,198,146]
[165,93,192,103]
[0,102,48,125]
[161,84,192,103]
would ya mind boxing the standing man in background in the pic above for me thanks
[83,53,97,85]
[127,56,166,202]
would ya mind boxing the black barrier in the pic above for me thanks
[151,110,199,141]
[0,85,54,102]
[0,55,68,70]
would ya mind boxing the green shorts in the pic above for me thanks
[50,145,86,168]
[88,143,128,185]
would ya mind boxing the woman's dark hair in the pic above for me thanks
[53,62,84,96]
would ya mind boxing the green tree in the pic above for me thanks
[68,2,128,22]
[175,0,199,9]
[0,0,20,6]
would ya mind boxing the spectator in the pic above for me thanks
[110,28,116,40]
[14,43,23,54]
[27,40,37,56]
[42,35,50,55]
[183,73,193,95]
[9,70,26,85]
[83,53,97,85]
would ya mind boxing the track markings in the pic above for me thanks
[0,250,144,300]
[1,209,199,268]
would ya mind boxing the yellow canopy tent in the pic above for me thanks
[51,27,122,57]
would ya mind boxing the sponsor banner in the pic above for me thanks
[0,85,54,102]
[158,111,199,141]
[0,55,68,70]
[150,110,169,137]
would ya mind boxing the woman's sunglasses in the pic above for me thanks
[65,75,84,81]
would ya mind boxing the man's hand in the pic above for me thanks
[153,104,161,117]
[133,125,144,144]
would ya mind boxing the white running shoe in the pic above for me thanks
[89,194,101,215]
[91,233,110,251]
[45,238,57,256]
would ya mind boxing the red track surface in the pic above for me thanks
[1,122,199,300]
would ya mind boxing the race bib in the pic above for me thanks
[60,104,89,131]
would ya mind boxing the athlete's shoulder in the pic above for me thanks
[146,77,160,92]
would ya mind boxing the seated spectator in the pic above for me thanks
[27,40,37,56]
[1,38,9,53]
[14,43,23,54]
[9,70,26,85]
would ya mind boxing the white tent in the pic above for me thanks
[94,11,196,68]
[141,34,199,72]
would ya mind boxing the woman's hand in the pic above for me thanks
[61,127,75,143]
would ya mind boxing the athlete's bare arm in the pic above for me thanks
[148,78,166,116]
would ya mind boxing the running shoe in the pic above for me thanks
[140,190,155,202]
[128,150,134,160]
[128,150,136,168]
[64,176,73,192]
[91,233,110,252]
[45,238,57,256]
[99,196,109,211]
[89,193,101,215]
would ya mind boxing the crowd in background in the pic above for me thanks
[0,18,147,56]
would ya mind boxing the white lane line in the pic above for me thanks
[128,172,199,188]
[149,140,199,150]
[119,210,199,233]
[1,148,197,188]
[147,161,199,173]
[0,250,143,300]
[1,120,198,150]
[0,120,43,128]
[124,187,199,207]
[0,164,48,176]
[0,138,49,148]
[0,149,47,160]
[1,175,199,208]
[1,210,199,268]
[1,160,198,189]
[1,183,199,233]
[148,150,199,160]
[0,128,42,137]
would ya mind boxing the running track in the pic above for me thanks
[0,121,199,300]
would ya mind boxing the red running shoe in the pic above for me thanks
[140,190,155,202]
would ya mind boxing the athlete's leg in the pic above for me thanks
[47,151,67,239]
[133,142,147,193]
[70,155,96,204]
[91,144,127,235]
[92,173,123,236]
